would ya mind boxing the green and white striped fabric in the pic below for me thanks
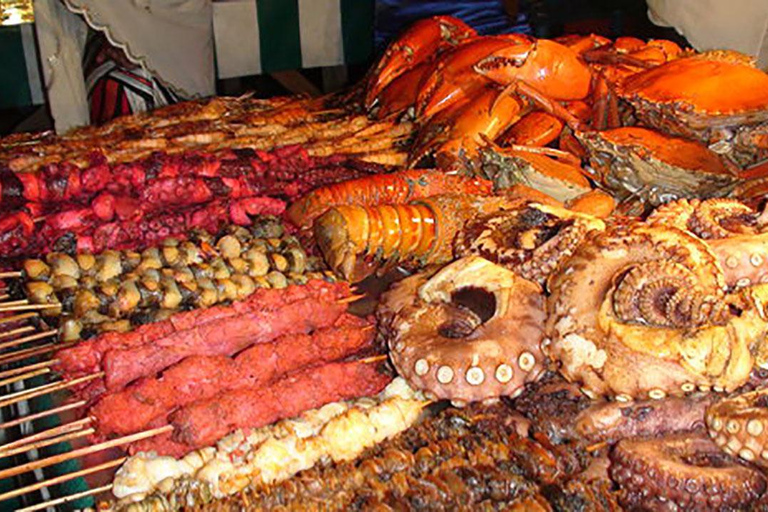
[213,0,373,79]
[0,23,44,109]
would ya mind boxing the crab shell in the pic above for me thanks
[479,147,592,203]
[577,127,737,205]
[618,53,768,145]
[383,256,546,404]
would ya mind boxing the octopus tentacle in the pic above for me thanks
[649,198,768,288]
[609,432,767,511]
[575,395,715,444]
[706,387,768,467]
[453,202,605,285]
[380,256,546,404]
[546,223,768,399]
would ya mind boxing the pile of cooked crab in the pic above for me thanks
[358,15,768,218]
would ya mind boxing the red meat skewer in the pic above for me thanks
[133,358,392,455]
[54,280,350,396]
[91,314,374,438]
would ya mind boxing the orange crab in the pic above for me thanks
[576,127,738,214]
[617,51,768,166]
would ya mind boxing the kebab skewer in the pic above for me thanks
[16,219,326,341]
[90,313,374,439]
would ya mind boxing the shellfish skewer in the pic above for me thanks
[0,328,57,352]
[0,371,103,408]
[0,311,37,326]
[0,325,35,340]
[0,427,95,459]
[17,484,114,512]
[0,424,172,481]
[0,303,60,313]
[0,398,85,430]
[0,417,93,455]
[0,461,122,504]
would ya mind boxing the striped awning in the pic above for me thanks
[213,0,373,79]
[0,23,44,109]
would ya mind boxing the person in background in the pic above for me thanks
[647,0,768,68]
[35,0,214,132]
[374,0,531,52]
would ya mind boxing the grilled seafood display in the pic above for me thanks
[8,14,768,512]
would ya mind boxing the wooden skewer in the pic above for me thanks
[0,399,85,430]
[0,358,58,380]
[0,311,37,326]
[17,484,114,512]
[0,299,28,308]
[0,424,172,481]
[0,367,51,387]
[0,328,57,352]
[0,271,22,279]
[337,294,366,304]
[0,417,93,454]
[360,354,388,364]
[0,427,95,459]
[0,303,60,313]
[0,341,68,364]
[0,324,35,340]
[0,294,9,301]
[0,371,103,408]
[0,460,122,504]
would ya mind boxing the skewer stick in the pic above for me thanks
[360,354,388,364]
[0,341,68,364]
[0,311,37,326]
[0,271,22,279]
[0,424,172,481]
[0,417,93,454]
[0,461,122,504]
[0,372,103,408]
[586,440,609,453]
[337,294,366,304]
[0,303,60,313]
[0,367,51,387]
[17,484,114,512]
[0,294,9,301]
[0,328,57,352]
[0,299,28,308]
[0,427,95,459]
[0,358,58,380]
[0,399,85,430]
[0,324,35,340]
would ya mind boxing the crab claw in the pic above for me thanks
[365,15,475,111]
[475,39,592,101]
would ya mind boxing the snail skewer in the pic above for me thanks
[0,312,37,326]
[0,424,172,481]
[0,398,85,430]
[0,460,123,504]
[0,325,36,340]
[0,371,102,408]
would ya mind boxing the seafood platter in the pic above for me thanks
[3,15,768,511]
